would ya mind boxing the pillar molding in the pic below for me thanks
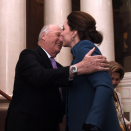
[44,0,73,66]
[80,0,115,61]
[0,0,26,95]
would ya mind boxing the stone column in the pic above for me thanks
[0,0,26,95]
[80,0,115,61]
[44,0,73,66]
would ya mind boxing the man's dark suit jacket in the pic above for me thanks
[5,46,69,131]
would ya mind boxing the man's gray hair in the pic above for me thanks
[38,25,50,41]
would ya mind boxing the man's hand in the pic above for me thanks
[75,47,109,75]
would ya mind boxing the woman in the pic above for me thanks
[61,11,121,131]
[109,61,131,131]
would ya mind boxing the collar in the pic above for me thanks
[40,47,51,58]
[71,41,82,58]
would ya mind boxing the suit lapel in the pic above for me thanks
[36,47,62,101]
[36,46,53,69]
[56,61,62,68]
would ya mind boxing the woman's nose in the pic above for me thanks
[59,35,63,42]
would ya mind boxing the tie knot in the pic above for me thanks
[50,57,55,62]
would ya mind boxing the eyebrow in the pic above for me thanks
[55,32,61,34]
[55,32,61,36]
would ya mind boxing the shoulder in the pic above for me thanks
[73,40,102,62]
[17,48,44,65]
[76,40,101,55]
[20,48,36,56]
[20,47,43,58]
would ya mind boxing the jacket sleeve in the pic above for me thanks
[15,49,70,89]
[75,42,114,129]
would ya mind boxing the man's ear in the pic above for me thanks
[41,32,46,40]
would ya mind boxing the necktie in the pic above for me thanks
[49,58,62,99]
[50,58,57,69]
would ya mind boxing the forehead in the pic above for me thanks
[64,19,68,26]
[49,25,62,33]
[112,72,120,78]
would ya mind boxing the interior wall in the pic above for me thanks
[26,0,43,49]
[113,0,131,71]
[26,0,80,49]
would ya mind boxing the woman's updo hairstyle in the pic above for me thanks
[67,11,103,45]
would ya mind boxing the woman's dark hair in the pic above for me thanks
[67,11,103,45]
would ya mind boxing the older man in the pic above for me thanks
[5,25,109,131]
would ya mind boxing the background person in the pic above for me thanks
[109,61,131,131]
[5,24,109,131]
[61,11,121,131]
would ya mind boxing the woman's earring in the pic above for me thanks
[71,37,74,41]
